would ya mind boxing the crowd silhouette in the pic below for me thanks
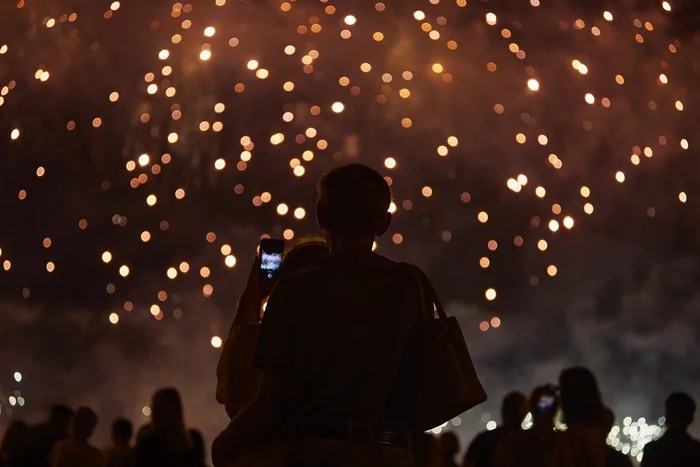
[2,164,699,467]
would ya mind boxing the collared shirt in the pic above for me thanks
[253,252,421,427]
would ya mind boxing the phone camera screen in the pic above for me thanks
[260,251,282,279]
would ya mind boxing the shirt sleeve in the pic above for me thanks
[252,281,295,376]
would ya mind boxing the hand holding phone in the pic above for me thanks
[259,238,285,295]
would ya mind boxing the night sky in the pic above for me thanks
[1,0,699,458]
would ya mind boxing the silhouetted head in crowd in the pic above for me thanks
[279,237,327,278]
[502,391,529,430]
[317,164,392,250]
[111,418,133,446]
[559,367,605,427]
[49,405,74,434]
[439,432,460,464]
[151,387,190,447]
[664,392,696,431]
[530,385,559,429]
[71,407,98,442]
[0,420,28,460]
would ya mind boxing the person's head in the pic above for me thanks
[111,418,133,446]
[151,388,185,432]
[48,405,74,433]
[71,407,98,442]
[501,391,529,429]
[529,385,559,428]
[559,367,605,427]
[665,392,696,431]
[279,237,327,278]
[316,164,392,242]
[439,431,460,460]
[0,420,28,456]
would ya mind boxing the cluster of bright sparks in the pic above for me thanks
[0,0,693,359]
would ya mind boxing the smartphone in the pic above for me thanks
[259,238,285,294]
[538,394,556,412]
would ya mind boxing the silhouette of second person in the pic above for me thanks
[213,164,432,467]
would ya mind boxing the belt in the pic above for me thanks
[289,422,412,451]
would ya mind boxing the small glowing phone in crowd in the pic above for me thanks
[259,238,285,294]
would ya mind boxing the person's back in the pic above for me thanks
[603,408,632,467]
[641,392,700,467]
[49,407,102,467]
[18,405,73,467]
[255,252,419,426]
[103,418,134,467]
[465,392,528,467]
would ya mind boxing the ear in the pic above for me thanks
[316,201,329,230]
[374,212,392,237]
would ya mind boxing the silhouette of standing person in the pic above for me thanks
[1,420,28,467]
[213,164,426,467]
[49,407,102,467]
[463,392,528,467]
[17,405,73,467]
[135,388,197,467]
[641,392,700,467]
[103,418,134,467]
[554,367,606,467]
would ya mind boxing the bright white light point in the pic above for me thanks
[585,93,595,104]
[146,194,157,206]
[225,255,237,268]
[247,59,259,70]
[138,154,150,166]
[109,313,119,324]
[578,64,589,74]
[414,11,426,20]
[119,265,130,277]
[214,158,226,170]
[679,192,687,203]
[14,372,21,382]
[485,288,497,301]
[563,216,574,229]
[199,50,212,61]
[277,203,289,215]
[344,15,357,25]
[385,157,397,169]
[662,1,671,11]
[158,49,170,60]
[110,1,120,10]
[603,11,613,21]
[211,336,223,348]
[388,202,397,214]
[680,139,689,150]
[331,102,345,113]
[11,129,20,140]
[486,421,497,430]
[615,171,626,183]
[0,45,7,54]
[294,207,306,219]
[517,174,528,186]
[102,251,113,263]
[485,13,497,25]
[204,26,216,37]
[142,406,151,417]
[549,220,560,232]
[284,45,295,55]
[527,79,540,91]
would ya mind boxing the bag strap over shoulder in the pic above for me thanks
[401,263,448,321]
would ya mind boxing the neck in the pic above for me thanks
[326,233,374,254]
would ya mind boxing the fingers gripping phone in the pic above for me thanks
[259,238,285,295]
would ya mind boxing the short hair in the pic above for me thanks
[279,237,327,278]
[73,407,98,440]
[112,418,133,441]
[501,391,528,425]
[665,392,696,428]
[317,164,391,236]
[50,405,74,422]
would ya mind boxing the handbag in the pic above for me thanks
[405,264,488,432]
